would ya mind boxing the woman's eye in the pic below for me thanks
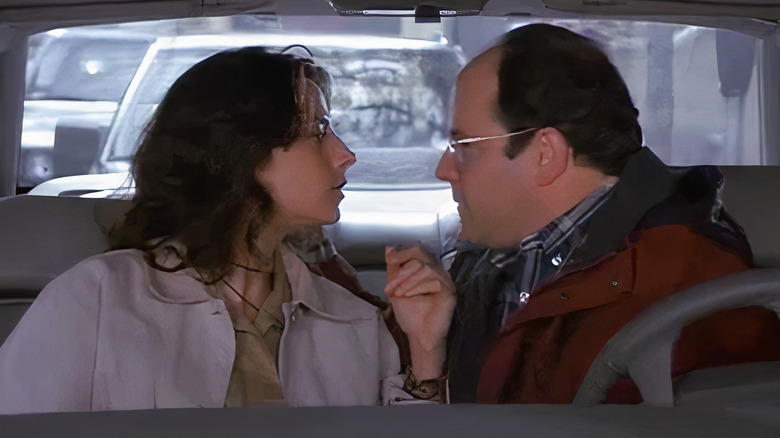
[315,117,330,141]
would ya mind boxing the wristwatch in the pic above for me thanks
[403,366,449,404]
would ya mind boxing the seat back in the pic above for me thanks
[720,166,780,268]
[0,195,131,343]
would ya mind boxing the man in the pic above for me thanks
[385,24,780,404]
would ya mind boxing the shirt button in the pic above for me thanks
[291,314,296,322]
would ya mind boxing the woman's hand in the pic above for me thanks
[385,245,456,380]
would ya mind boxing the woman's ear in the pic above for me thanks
[533,127,571,187]
[253,160,267,186]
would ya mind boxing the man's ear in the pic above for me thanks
[534,127,571,187]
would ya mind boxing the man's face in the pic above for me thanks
[435,48,541,250]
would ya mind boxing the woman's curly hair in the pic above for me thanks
[109,46,331,283]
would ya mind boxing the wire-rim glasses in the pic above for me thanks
[447,126,542,149]
[445,127,541,168]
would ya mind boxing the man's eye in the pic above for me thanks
[449,142,467,152]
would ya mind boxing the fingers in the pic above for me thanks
[384,246,454,298]
[384,257,423,296]
[393,264,451,298]
[385,245,438,267]
[395,279,449,298]
[385,245,402,279]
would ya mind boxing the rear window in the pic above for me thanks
[100,23,464,189]
[20,15,779,192]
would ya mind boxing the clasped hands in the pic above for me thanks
[384,245,456,381]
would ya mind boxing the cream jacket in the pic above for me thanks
[0,245,403,413]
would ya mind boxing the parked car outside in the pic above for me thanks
[19,27,155,188]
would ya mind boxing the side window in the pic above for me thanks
[26,33,151,102]
[563,22,770,166]
[19,29,152,189]
[456,18,775,166]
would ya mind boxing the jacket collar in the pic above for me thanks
[281,244,378,321]
[133,251,220,305]
[571,147,677,263]
[572,147,751,267]
[138,242,378,323]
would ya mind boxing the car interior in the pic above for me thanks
[0,0,779,436]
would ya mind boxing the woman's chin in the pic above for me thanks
[326,209,341,225]
[307,209,341,227]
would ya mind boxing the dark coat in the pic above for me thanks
[450,148,780,403]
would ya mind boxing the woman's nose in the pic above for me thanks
[331,135,356,169]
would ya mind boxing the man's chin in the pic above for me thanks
[457,213,494,246]
[458,225,476,243]
[458,226,499,248]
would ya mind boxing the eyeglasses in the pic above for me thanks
[447,127,542,148]
[446,127,542,168]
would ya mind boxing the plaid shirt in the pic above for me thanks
[455,181,617,327]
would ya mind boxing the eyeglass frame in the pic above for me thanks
[447,126,542,149]
[444,127,543,169]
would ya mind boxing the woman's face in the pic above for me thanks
[257,80,356,228]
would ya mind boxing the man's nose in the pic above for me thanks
[435,147,459,182]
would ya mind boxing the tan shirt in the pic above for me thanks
[218,251,292,407]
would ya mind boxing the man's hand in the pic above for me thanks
[385,245,456,380]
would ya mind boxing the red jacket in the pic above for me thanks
[476,225,780,403]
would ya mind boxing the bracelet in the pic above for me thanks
[403,366,449,403]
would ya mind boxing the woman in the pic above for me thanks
[0,47,403,413]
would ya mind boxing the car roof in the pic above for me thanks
[1,0,778,30]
